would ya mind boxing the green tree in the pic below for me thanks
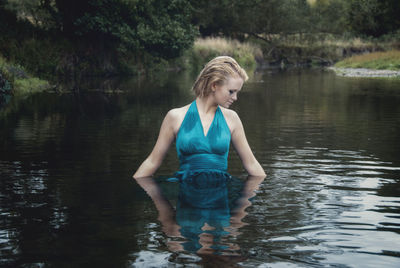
[53,0,197,59]
[308,0,347,34]
[3,0,197,59]
[4,0,58,29]
[192,0,313,40]
[347,0,400,37]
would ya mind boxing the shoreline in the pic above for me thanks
[328,67,400,78]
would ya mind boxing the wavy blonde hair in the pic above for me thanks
[192,56,248,98]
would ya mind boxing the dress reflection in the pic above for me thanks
[135,174,264,260]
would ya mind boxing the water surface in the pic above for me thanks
[1,69,400,267]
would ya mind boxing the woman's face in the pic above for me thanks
[212,76,244,108]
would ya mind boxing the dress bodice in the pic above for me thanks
[174,100,231,179]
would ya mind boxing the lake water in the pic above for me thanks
[1,68,400,267]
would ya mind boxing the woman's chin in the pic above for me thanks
[222,103,233,109]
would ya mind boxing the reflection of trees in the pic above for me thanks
[0,160,67,266]
[234,69,400,165]
[1,69,400,266]
[0,72,196,266]
[228,69,400,265]
[0,135,151,266]
[237,148,400,265]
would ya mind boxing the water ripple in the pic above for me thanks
[244,146,400,267]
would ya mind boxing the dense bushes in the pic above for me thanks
[1,0,400,82]
[0,56,51,95]
[0,0,197,78]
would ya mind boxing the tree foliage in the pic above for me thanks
[1,0,400,75]
[3,0,197,59]
[347,0,400,37]
[3,0,400,48]
[191,0,306,38]
[191,0,400,39]
[307,0,347,34]
[55,0,197,58]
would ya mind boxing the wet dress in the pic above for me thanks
[174,100,231,182]
[171,100,238,253]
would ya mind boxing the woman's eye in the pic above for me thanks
[229,90,234,94]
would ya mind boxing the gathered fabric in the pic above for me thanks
[178,171,231,209]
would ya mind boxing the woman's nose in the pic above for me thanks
[232,93,237,101]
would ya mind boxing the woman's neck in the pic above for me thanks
[196,97,218,115]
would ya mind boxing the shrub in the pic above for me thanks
[187,37,263,72]
[0,55,51,95]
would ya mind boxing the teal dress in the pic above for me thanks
[171,100,237,253]
[173,100,232,181]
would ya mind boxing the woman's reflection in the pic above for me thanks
[135,175,264,257]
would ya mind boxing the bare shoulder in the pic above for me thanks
[220,106,242,132]
[166,104,190,120]
[165,103,191,134]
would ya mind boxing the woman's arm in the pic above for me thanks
[229,175,265,229]
[135,177,181,237]
[230,112,266,176]
[133,110,177,178]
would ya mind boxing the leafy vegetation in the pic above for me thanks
[191,0,400,40]
[0,0,197,78]
[0,56,51,95]
[0,0,399,83]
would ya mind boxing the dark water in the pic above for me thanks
[1,69,400,267]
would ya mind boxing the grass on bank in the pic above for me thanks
[334,50,400,70]
[0,55,51,95]
[249,32,399,65]
[186,37,263,71]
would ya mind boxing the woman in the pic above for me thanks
[133,56,265,179]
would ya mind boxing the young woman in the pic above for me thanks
[133,56,265,179]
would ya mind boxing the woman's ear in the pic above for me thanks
[211,81,218,92]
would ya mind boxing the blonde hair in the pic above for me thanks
[192,56,248,98]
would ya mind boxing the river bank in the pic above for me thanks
[0,56,51,105]
[328,67,400,78]
[329,50,400,78]
[1,37,399,99]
